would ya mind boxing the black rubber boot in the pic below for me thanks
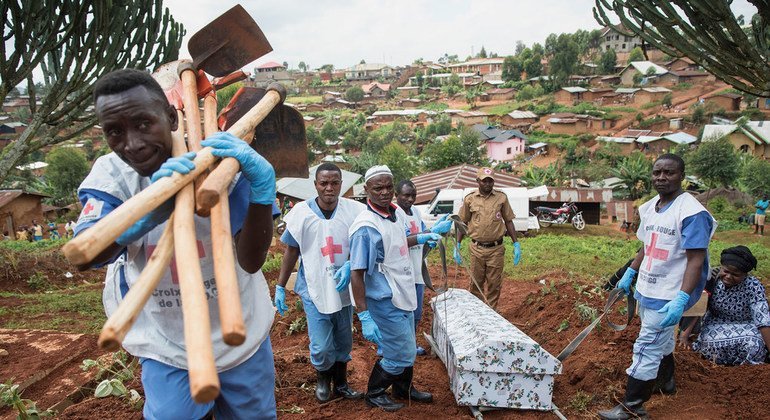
[392,366,433,403]
[315,367,333,402]
[598,376,654,420]
[332,361,363,399]
[652,353,676,395]
[365,362,404,412]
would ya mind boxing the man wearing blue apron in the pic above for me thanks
[599,154,715,419]
[274,163,365,402]
[348,166,440,412]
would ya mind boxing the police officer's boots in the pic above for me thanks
[598,376,654,420]
[332,361,363,399]
[392,366,433,403]
[652,353,676,395]
[315,367,334,402]
[365,362,404,412]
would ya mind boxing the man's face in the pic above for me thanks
[314,170,342,207]
[396,184,416,211]
[365,175,394,209]
[652,159,684,196]
[477,177,494,194]
[96,85,177,177]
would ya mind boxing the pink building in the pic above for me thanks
[471,124,528,162]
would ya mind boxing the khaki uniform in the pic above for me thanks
[458,189,515,309]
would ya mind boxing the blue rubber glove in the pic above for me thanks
[357,310,382,345]
[430,214,452,235]
[417,233,441,248]
[453,243,463,265]
[658,290,690,328]
[201,133,276,205]
[617,267,637,295]
[513,241,522,266]
[116,153,196,246]
[274,285,288,316]
[334,261,351,292]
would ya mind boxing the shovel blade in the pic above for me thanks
[189,5,272,77]
[219,87,309,178]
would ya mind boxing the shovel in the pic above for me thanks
[218,86,309,178]
[188,4,272,77]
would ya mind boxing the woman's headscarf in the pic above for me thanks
[720,246,757,273]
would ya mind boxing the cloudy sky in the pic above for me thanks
[165,0,759,71]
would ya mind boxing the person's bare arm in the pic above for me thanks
[504,220,518,242]
[629,247,645,272]
[759,327,770,353]
[351,269,367,312]
[678,317,700,349]
[235,204,274,273]
[681,249,707,294]
[276,245,300,288]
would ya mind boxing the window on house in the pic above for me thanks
[615,35,619,40]
[506,147,512,154]
[622,43,626,49]
[740,145,749,153]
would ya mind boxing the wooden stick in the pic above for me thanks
[172,109,220,403]
[62,87,285,266]
[204,93,246,346]
[97,219,175,351]
[195,88,283,211]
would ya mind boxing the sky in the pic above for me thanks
[164,0,759,72]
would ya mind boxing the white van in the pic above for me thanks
[415,186,547,231]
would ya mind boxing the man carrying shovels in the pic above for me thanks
[74,69,278,419]
[274,162,366,402]
[345,165,440,412]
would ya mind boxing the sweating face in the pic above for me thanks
[477,177,494,195]
[396,184,417,211]
[95,85,177,177]
[365,174,394,209]
[719,264,747,287]
[652,158,684,197]
[314,170,342,207]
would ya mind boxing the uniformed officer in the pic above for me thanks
[454,167,521,309]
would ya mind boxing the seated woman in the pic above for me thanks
[683,246,770,365]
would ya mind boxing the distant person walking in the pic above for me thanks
[31,220,43,241]
[754,194,769,235]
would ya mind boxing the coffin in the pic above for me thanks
[430,288,562,410]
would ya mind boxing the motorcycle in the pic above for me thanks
[532,202,585,230]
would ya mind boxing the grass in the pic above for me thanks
[0,284,104,333]
[482,101,525,116]
[286,95,322,104]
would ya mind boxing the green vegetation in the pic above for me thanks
[286,95,322,104]
[0,380,55,419]
[82,351,142,409]
[688,137,740,188]
[0,285,104,333]
[483,101,526,116]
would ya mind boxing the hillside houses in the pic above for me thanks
[600,25,645,53]
[501,110,538,128]
[597,131,698,154]
[471,124,528,162]
[345,63,394,81]
[446,58,505,76]
[618,61,668,85]
[702,121,770,159]
[546,113,615,135]
[554,87,587,105]
[704,92,743,111]
[361,82,391,98]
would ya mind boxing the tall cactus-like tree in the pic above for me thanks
[594,0,770,97]
[0,0,185,183]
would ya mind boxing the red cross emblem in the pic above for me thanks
[644,232,669,270]
[321,236,343,263]
[83,202,95,215]
[399,241,409,256]
[408,220,420,235]
[147,240,206,284]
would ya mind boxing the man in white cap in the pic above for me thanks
[274,162,366,402]
[345,165,440,412]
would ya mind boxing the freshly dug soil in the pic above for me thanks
[0,247,104,293]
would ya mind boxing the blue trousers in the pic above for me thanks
[367,297,416,375]
[414,283,425,327]
[301,296,353,371]
[141,338,277,420]
[626,305,676,381]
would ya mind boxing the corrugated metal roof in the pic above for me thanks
[506,110,538,119]
[562,86,587,93]
[596,136,635,144]
[528,142,548,149]
[488,129,528,143]
[702,124,739,142]
[626,61,668,75]
[615,88,639,94]
[276,164,361,201]
[662,132,698,144]
[641,87,671,93]
[411,164,521,204]
[372,109,435,117]
[0,189,48,208]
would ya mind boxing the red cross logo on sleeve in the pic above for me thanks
[147,240,206,284]
[408,220,420,235]
[82,202,95,215]
[321,236,343,263]
[644,232,670,271]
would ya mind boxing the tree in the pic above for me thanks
[298,61,307,72]
[380,141,418,183]
[514,41,526,56]
[464,88,481,109]
[594,0,770,96]
[216,82,243,113]
[44,147,89,204]
[501,56,524,82]
[345,86,364,102]
[478,46,488,58]
[662,93,673,107]
[632,72,644,86]
[689,137,740,188]
[421,127,486,171]
[548,34,580,85]
[628,46,645,62]
[319,64,334,73]
[320,121,339,143]
[611,152,652,199]
[691,105,706,124]
[282,61,289,69]
[359,59,366,64]
[599,49,617,74]
[740,157,770,197]
[524,53,543,78]
[0,0,185,183]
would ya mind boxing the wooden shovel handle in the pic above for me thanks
[196,86,284,211]
[172,109,220,403]
[97,218,175,351]
[204,93,246,346]
[61,87,283,266]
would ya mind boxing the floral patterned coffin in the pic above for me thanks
[430,288,562,410]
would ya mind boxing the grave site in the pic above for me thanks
[2,229,770,419]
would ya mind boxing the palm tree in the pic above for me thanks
[611,153,652,200]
